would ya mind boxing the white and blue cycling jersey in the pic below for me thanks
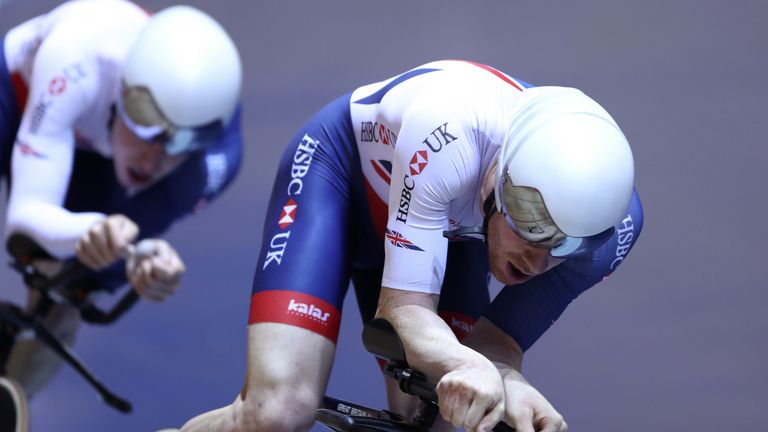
[248,60,643,350]
[0,0,242,291]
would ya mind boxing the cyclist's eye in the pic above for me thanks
[150,131,172,145]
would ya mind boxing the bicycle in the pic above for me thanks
[316,318,515,432]
[0,233,143,429]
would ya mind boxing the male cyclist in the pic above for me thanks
[182,61,643,432]
[0,0,242,427]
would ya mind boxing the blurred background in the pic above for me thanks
[1,0,766,430]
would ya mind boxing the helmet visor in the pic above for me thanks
[116,85,224,155]
[497,170,614,258]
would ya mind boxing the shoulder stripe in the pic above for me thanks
[354,68,440,105]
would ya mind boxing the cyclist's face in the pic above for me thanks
[111,114,187,189]
[486,212,564,285]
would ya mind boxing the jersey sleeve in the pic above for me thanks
[381,94,480,294]
[5,28,105,258]
[483,190,644,350]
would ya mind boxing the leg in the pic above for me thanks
[182,323,335,432]
[182,94,359,431]
[5,291,81,398]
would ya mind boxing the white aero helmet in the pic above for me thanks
[494,86,634,258]
[118,5,242,154]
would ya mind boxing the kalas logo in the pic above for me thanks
[278,198,298,229]
[287,298,331,322]
[409,150,428,176]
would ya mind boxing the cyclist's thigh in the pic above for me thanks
[249,93,358,344]
[437,240,491,341]
[245,94,359,424]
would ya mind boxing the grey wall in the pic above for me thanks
[1,1,766,430]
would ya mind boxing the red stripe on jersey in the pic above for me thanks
[10,73,28,111]
[462,61,523,92]
[249,290,341,343]
[438,311,477,342]
[364,177,388,240]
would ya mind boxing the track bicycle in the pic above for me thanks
[0,232,143,428]
[316,318,515,432]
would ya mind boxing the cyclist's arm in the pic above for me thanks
[5,33,105,259]
[464,318,567,432]
[376,288,505,431]
[376,96,506,431]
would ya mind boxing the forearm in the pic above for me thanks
[5,200,105,258]
[463,318,525,372]
[375,287,495,382]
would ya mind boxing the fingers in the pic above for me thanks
[535,414,567,432]
[127,239,185,303]
[508,407,536,432]
[475,400,504,432]
[503,377,567,432]
[76,214,139,270]
[437,370,504,432]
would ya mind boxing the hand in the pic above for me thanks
[76,214,138,270]
[502,370,567,432]
[436,361,506,432]
[126,239,186,302]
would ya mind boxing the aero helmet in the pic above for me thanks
[118,5,242,154]
[494,87,634,258]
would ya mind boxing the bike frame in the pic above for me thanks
[0,233,139,413]
[315,318,514,432]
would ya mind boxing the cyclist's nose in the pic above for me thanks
[137,142,163,172]
[520,244,550,275]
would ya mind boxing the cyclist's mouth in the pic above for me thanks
[127,167,152,186]
[504,261,534,284]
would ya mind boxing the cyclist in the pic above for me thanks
[181,61,643,432]
[0,0,243,420]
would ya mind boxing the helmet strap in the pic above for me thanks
[481,192,496,239]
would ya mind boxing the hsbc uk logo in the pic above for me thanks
[409,150,428,176]
[395,174,415,224]
[395,150,429,224]
[278,198,298,229]
[48,76,67,96]
[422,122,457,153]
[263,134,321,270]
[360,121,397,146]
[609,214,635,271]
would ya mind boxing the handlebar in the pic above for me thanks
[362,318,516,432]
[1,232,140,413]
[6,232,139,325]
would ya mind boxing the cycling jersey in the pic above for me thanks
[249,60,644,349]
[0,0,242,290]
